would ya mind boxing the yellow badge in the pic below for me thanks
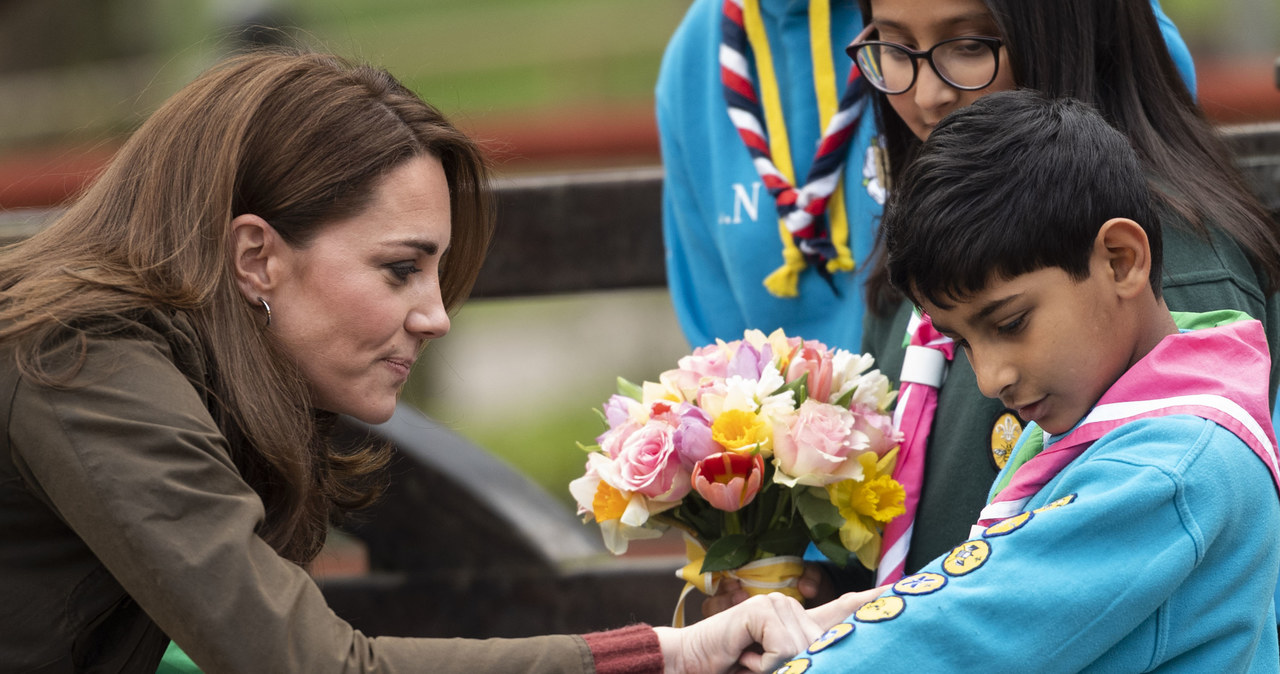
[854,595,906,623]
[772,658,812,674]
[983,511,1033,538]
[942,540,992,576]
[893,572,948,596]
[807,623,855,654]
[1034,493,1078,513]
[990,412,1023,469]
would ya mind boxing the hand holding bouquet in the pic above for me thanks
[569,329,905,622]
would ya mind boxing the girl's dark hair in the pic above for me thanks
[0,49,494,563]
[859,0,1280,314]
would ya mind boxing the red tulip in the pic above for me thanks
[692,451,765,512]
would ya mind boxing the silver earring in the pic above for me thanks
[257,297,272,328]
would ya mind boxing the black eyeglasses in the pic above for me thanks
[846,36,1003,95]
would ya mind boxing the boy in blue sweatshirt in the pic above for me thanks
[782,89,1280,672]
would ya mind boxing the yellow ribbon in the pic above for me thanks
[671,532,805,627]
[744,0,855,298]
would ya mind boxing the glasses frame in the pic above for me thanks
[846,36,1004,95]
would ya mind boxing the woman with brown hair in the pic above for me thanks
[0,49,866,673]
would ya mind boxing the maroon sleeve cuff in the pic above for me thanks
[582,623,664,674]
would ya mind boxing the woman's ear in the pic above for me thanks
[229,214,285,301]
[1094,217,1153,299]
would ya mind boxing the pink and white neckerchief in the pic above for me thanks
[720,0,871,297]
[875,311,955,584]
[975,318,1280,534]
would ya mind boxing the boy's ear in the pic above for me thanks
[229,214,289,302]
[1094,217,1152,299]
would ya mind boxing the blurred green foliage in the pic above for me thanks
[292,0,690,118]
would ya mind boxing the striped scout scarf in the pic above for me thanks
[876,311,955,584]
[721,0,870,297]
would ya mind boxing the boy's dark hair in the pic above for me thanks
[884,90,1163,310]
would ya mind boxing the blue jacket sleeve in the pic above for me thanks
[794,416,1280,673]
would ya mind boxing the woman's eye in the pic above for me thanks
[386,262,422,282]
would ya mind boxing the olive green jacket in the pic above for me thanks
[0,309,599,673]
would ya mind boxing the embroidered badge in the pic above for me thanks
[892,572,948,596]
[807,623,855,653]
[983,510,1033,538]
[990,411,1023,470]
[942,540,992,576]
[1033,493,1078,513]
[771,658,812,674]
[854,595,906,623]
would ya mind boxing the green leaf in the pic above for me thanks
[814,536,852,568]
[808,522,838,540]
[701,534,754,573]
[616,376,643,401]
[833,386,856,409]
[575,441,601,454]
[757,526,810,557]
[795,487,843,531]
[592,407,609,429]
[771,372,808,406]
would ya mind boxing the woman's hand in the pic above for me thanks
[700,563,833,618]
[655,588,882,673]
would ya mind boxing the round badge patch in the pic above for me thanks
[772,658,812,674]
[893,572,948,596]
[1034,493,1078,513]
[854,595,906,623]
[983,510,1033,538]
[807,623,855,653]
[942,540,992,576]
[990,411,1023,470]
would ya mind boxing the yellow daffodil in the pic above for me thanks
[711,408,771,453]
[826,449,905,568]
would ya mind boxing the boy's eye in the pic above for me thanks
[996,314,1026,335]
[386,261,422,282]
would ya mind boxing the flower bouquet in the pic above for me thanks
[569,329,905,624]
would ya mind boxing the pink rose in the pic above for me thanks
[851,403,903,456]
[615,422,691,501]
[597,421,641,459]
[692,451,765,512]
[676,343,731,381]
[772,399,863,487]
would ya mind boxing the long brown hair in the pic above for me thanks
[0,49,494,563]
[860,0,1280,314]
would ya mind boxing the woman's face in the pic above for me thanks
[867,0,1016,140]
[268,154,452,424]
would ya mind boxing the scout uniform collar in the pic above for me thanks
[977,310,1280,532]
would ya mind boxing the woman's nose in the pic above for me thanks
[405,290,450,340]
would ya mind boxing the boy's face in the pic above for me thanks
[920,265,1137,435]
